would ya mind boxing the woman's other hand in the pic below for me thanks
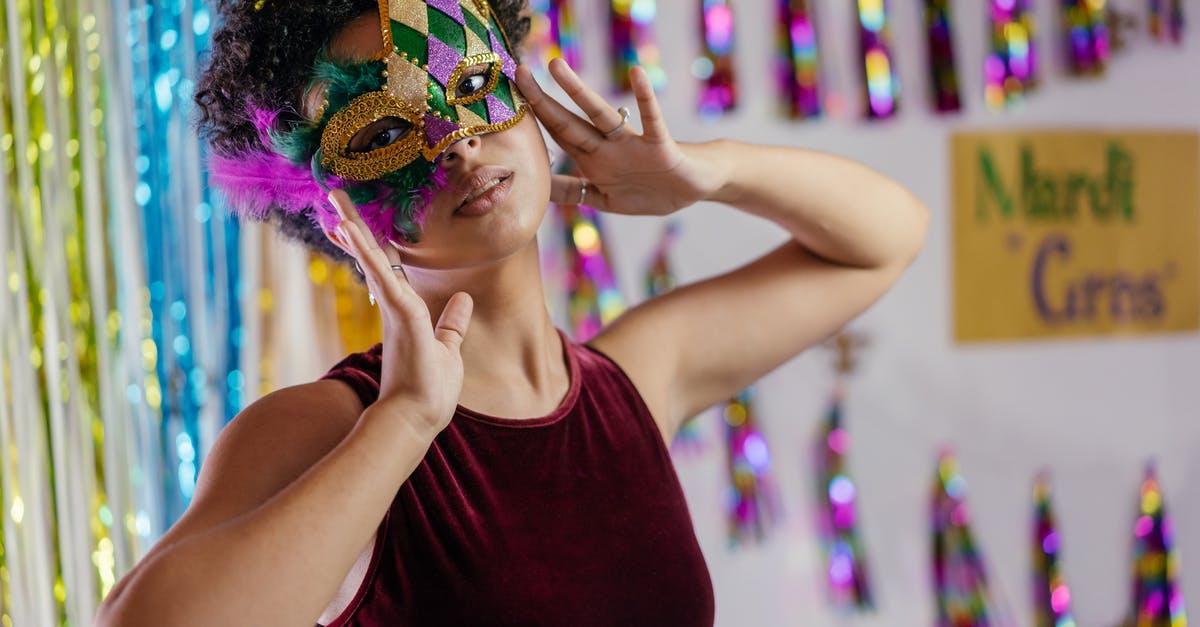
[514,59,732,216]
[327,190,473,437]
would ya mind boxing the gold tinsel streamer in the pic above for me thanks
[0,0,121,622]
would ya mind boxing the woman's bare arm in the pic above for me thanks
[97,191,475,627]
[94,382,438,627]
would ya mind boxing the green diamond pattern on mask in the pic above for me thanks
[391,21,428,66]
[462,9,492,47]
[427,9,466,56]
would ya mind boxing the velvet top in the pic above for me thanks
[318,329,715,626]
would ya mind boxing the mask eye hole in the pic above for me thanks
[455,64,492,99]
[348,116,415,153]
[446,54,501,105]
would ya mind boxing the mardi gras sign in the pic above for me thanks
[952,131,1199,342]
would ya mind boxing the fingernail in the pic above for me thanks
[328,191,348,221]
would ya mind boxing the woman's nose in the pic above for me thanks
[438,134,482,165]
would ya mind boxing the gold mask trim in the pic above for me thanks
[321,91,427,181]
[445,52,503,106]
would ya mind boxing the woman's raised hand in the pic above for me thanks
[327,190,473,437]
[514,59,729,217]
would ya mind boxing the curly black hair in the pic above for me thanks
[193,0,531,258]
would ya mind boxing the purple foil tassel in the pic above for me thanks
[924,0,961,113]
[697,0,737,116]
[775,0,822,119]
[858,0,899,119]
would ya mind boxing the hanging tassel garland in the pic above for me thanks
[1062,0,1109,76]
[1127,462,1187,627]
[775,0,822,119]
[986,0,1038,110]
[557,161,623,342]
[814,385,873,610]
[923,0,961,113]
[696,0,737,116]
[1149,0,1184,43]
[610,0,666,92]
[724,389,781,545]
[1032,471,1076,627]
[528,0,581,72]
[857,0,899,119]
[932,451,998,626]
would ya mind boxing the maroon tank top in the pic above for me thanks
[318,329,715,626]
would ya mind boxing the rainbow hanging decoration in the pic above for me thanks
[724,389,781,545]
[697,0,738,116]
[528,0,581,71]
[923,0,961,113]
[814,386,873,610]
[857,0,899,119]
[986,0,1038,111]
[932,451,997,626]
[1127,462,1187,627]
[1149,0,1184,43]
[1032,471,1075,627]
[775,0,822,119]
[1062,0,1109,76]
[557,160,624,342]
[610,0,666,91]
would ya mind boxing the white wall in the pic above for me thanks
[551,1,1200,625]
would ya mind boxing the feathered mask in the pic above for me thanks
[209,0,528,245]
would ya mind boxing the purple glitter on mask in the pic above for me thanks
[427,0,466,24]
[427,36,462,87]
[490,30,518,80]
[485,94,515,124]
[424,113,460,150]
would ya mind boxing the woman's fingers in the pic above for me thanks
[515,65,603,154]
[327,190,421,317]
[629,65,669,143]
[548,174,605,210]
[547,58,627,140]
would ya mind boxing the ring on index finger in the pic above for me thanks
[602,107,630,138]
[390,264,408,281]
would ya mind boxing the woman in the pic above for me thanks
[96,0,928,625]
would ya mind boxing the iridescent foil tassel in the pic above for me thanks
[1127,462,1187,627]
[815,384,873,610]
[558,160,623,341]
[932,451,997,626]
[857,0,899,119]
[724,389,781,546]
[610,0,666,91]
[1149,0,1184,43]
[696,0,737,116]
[923,0,961,113]
[1033,471,1075,627]
[775,0,822,119]
[1062,0,1109,76]
[986,0,1038,111]
[528,0,581,71]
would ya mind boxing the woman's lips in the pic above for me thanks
[454,174,513,217]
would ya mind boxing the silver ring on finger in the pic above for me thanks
[579,179,588,206]
[390,263,408,281]
[602,107,630,138]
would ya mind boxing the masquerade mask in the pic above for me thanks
[317,0,528,182]
[208,0,528,245]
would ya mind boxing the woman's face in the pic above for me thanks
[319,8,552,271]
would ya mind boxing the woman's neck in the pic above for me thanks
[405,240,569,419]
